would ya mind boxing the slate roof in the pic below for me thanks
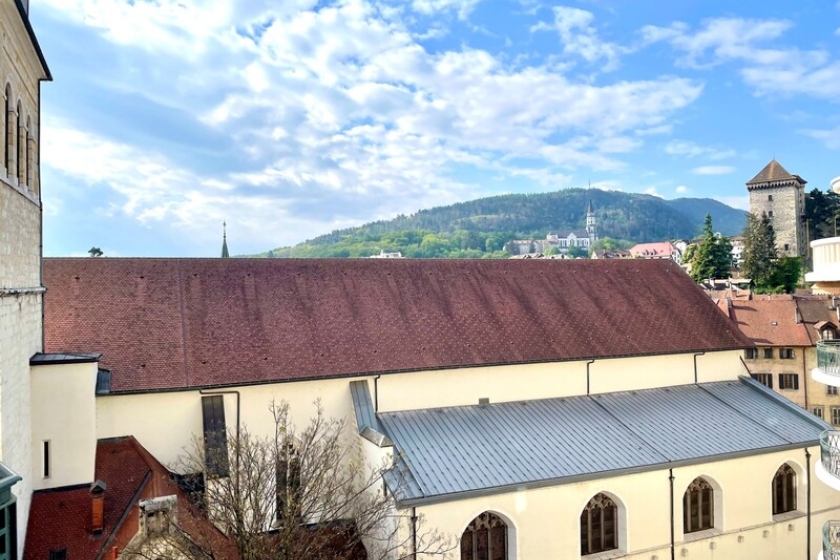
[716,298,812,347]
[43,258,751,393]
[746,159,805,186]
[378,378,827,505]
[24,437,236,560]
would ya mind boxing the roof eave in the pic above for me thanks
[13,0,52,81]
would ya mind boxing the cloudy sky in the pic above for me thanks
[31,0,840,257]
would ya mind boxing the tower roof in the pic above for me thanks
[221,221,229,258]
[746,159,805,186]
[586,199,594,215]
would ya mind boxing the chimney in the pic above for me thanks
[795,306,802,324]
[90,480,107,534]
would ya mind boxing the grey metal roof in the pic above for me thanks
[30,352,102,365]
[378,378,827,506]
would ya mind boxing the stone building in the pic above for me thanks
[0,0,51,553]
[746,159,807,258]
[505,200,597,256]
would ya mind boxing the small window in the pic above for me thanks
[580,493,619,555]
[768,211,774,218]
[201,395,229,477]
[780,348,795,360]
[751,373,773,389]
[779,374,799,390]
[814,407,825,419]
[683,477,714,534]
[763,348,774,359]
[744,348,758,360]
[772,464,797,515]
[783,243,790,251]
[828,386,838,396]
[49,550,67,560]
[831,407,840,426]
[823,328,837,341]
[768,195,773,201]
[43,441,50,478]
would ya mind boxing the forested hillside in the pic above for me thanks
[259,189,747,258]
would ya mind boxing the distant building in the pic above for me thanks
[628,241,682,264]
[369,250,404,258]
[505,200,597,256]
[746,159,807,258]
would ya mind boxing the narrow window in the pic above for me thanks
[772,464,797,515]
[3,85,11,176]
[581,493,618,555]
[779,374,799,390]
[43,441,50,478]
[814,407,825,419]
[831,407,840,426]
[460,512,507,560]
[768,211,774,218]
[25,116,32,189]
[16,101,23,185]
[276,443,302,524]
[768,195,773,201]
[201,395,229,477]
[763,348,774,359]
[750,373,773,389]
[683,478,714,534]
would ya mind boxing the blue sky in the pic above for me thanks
[30,0,840,257]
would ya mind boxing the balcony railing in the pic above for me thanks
[825,521,840,560]
[818,341,840,379]
[821,431,840,482]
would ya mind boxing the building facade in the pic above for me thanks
[0,0,50,553]
[505,200,597,256]
[746,159,807,258]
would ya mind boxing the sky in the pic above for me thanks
[29,0,840,257]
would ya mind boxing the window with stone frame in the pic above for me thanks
[683,478,714,534]
[744,348,758,360]
[778,373,799,390]
[751,373,773,389]
[3,84,11,177]
[763,348,774,359]
[580,493,618,555]
[461,512,507,560]
[828,386,838,396]
[779,348,795,360]
[831,406,840,426]
[814,407,825,420]
[772,464,797,515]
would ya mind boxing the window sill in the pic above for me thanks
[582,549,625,560]
[682,528,722,542]
[772,510,805,523]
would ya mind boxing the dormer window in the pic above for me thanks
[823,328,837,341]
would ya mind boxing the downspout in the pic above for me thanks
[374,374,381,412]
[802,349,809,409]
[411,506,418,560]
[586,359,595,395]
[669,468,675,560]
[693,351,705,384]
[806,447,812,560]
[38,78,45,352]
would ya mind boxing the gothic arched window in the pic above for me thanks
[3,84,11,175]
[772,464,797,515]
[460,512,507,560]
[25,116,32,189]
[683,477,714,533]
[16,101,25,185]
[580,493,618,555]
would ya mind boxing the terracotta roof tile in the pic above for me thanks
[44,258,752,393]
[629,242,677,258]
[716,299,812,347]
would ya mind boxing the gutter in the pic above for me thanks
[806,447,811,560]
[693,351,705,384]
[669,468,675,560]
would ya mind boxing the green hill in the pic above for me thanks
[260,189,747,258]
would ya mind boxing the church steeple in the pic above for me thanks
[586,198,597,242]
[221,221,230,258]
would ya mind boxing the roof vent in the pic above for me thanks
[478,397,490,406]
[771,321,778,326]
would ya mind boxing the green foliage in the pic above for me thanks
[805,187,840,241]
[688,214,732,281]
[567,246,589,258]
[88,247,103,257]
[764,257,802,294]
[743,212,778,288]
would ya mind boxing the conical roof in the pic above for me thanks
[221,221,230,258]
[586,199,594,215]
[746,159,805,185]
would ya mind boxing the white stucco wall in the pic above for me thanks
[30,361,97,490]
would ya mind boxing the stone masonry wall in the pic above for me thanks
[749,185,805,258]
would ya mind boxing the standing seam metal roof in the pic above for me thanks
[377,378,827,505]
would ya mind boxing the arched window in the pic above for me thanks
[461,512,507,560]
[25,116,33,190]
[772,464,797,515]
[581,493,618,555]
[17,101,25,185]
[275,442,302,525]
[3,84,11,176]
[683,477,714,533]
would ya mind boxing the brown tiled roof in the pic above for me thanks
[629,242,677,258]
[795,298,837,344]
[44,258,752,393]
[746,159,805,186]
[716,299,812,346]
[24,437,236,560]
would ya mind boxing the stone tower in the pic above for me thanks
[746,159,806,258]
[586,199,597,243]
[0,0,51,553]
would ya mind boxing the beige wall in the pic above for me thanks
[96,350,746,468]
[30,361,98,490]
[741,346,809,407]
[415,448,837,560]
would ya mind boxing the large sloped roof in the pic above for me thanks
[379,378,826,505]
[716,298,812,346]
[746,159,805,186]
[44,258,751,393]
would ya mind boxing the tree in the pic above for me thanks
[88,246,103,257]
[688,215,732,282]
[567,246,588,258]
[122,401,452,560]
[742,212,778,289]
[805,187,840,241]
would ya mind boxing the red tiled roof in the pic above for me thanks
[629,242,677,258]
[24,437,236,560]
[716,299,812,347]
[746,159,805,186]
[44,258,752,393]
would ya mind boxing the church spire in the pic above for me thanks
[221,221,230,258]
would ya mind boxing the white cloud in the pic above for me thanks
[676,185,689,194]
[532,6,630,70]
[800,125,840,150]
[665,140,735,160]
[644,186,662,197]
[691,165,736,175]
[411,0,483,19]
